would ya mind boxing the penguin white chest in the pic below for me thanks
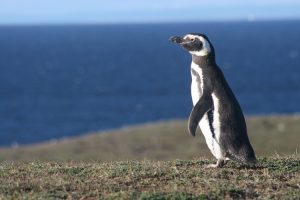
[190,62,223,159]
[191,62,203,105]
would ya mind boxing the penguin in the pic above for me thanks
[170,33,256,168]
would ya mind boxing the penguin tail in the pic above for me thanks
[245,156,257,164]
[228,154,256,166]
[241,157,257,167]
[242,146,257,165]
[228,147,257,166]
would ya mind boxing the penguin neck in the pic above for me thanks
[192,54,216,66]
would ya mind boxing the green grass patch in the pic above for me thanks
[0,155,299,199]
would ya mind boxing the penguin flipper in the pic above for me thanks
[188,95,213,136]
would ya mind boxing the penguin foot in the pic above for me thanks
[205,159,226,168]
[205,163,219,168]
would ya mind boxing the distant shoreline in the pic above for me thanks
[0,115,299,162]
[1,18,300,27]
[1,114,299,148]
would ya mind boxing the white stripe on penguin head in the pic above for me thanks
[184,34,211,56]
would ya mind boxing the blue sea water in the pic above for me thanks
[0,21,300,146]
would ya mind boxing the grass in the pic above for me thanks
[0,116,299,162]
[0,155,299,199]
[0,115,299,199]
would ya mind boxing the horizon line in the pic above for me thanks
[0,18,300,27]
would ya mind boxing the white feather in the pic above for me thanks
[191,62,203,104]
[211,93,223,158]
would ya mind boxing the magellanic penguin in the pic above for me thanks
[170,33,256,168]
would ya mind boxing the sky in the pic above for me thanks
[0,0,300,24]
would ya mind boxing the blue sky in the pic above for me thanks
[0,0,300,24]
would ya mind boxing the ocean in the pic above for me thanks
[0,21,300,146]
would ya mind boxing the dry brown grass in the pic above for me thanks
[0,116,299,199]
[0,115,299,162]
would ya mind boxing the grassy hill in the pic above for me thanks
[0,116,299,199]
[0,116,299,162]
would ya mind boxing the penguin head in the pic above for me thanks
[170,33,214,57]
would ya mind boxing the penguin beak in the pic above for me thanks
[169,35,193,46]
[169,36,184,44]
